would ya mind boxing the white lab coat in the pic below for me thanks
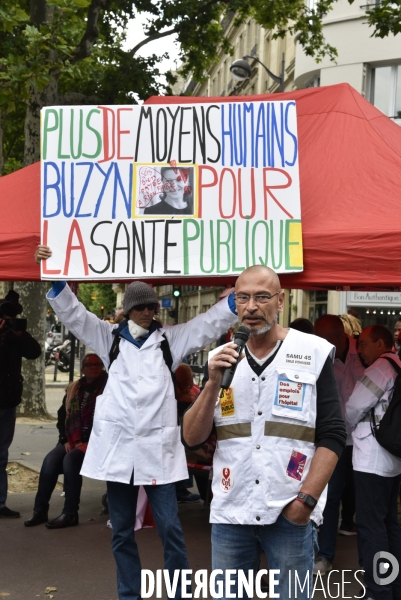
[346,352,401,477]
[48,285,237,484]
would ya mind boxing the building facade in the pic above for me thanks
[190,12,296,98]
[295,0,401,123]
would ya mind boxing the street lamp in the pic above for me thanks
[230,53,285,93]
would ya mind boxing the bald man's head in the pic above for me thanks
[234,265,284,335]
[235,265,281,292]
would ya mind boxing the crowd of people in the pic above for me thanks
[1,247,401,600]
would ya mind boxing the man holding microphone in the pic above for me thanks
[183,265,346,599]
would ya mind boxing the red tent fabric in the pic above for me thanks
[1,83,401,289]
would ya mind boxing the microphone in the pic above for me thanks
[219,325,251,394]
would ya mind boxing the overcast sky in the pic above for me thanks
[124,12,181,100]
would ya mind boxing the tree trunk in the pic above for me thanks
[17,77,59,417]
[14,282,48,417]
[24,80,59,166]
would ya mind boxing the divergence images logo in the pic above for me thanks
[373,552,399,586]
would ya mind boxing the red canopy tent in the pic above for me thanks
[1,83,401,289]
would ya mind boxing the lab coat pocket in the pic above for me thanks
[271,369,316,422]
[90,419,121,468]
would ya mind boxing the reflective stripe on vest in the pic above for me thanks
[216,421,315,443]
[264,421,315,443]
[216,423,252,440]
[359,375,385,399]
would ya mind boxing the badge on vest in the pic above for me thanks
[286,450,307,481]
[285,353,312,366]
[220,387,235,417]
[274,377,305,411]
[220,467,233,492]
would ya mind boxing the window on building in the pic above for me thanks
[305,74,320,88]
[308,291,328,323]
[370,64,401,119]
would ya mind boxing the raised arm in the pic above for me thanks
[35,245,114,365]
[47,285,114,368]
[165,291,237,370]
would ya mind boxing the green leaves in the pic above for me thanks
[1,0,401,175]
[365,0,401,38]
[78,283,119,317]
[0,2,28,33]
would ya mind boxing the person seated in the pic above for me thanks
[24,353,107,529]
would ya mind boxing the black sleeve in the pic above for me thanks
[315,356,347,457]
[56,394,67,444]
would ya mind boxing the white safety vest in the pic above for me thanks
[210,329,334,527]
[48,285,237,485]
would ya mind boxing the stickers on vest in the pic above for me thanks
[274,377,305,410]
[220,467,233,492]
[286,450,307,481]
[220,387,235,417]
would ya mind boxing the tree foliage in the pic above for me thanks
[1,1,400,148]
[78,283,118,318]
[363,0,401,38]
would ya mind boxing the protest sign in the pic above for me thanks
[40,100,303,279]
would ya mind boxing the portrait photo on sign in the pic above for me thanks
[134,164,196,217]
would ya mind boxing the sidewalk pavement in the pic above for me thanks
[1,382,362,600]
[4,418,214,600]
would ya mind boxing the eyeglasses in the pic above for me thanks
[132,303,157,312]
[235,292,281,305]
[84,362,103,368]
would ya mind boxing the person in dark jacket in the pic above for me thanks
[24,353,107,529]
[0,290,41,518]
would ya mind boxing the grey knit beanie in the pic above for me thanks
[123,282,159,316]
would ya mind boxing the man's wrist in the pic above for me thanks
[295,491,318,510]
[204,377,222,395]
[48,281,66,298]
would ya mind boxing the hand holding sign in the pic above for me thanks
[35,245,52,264]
